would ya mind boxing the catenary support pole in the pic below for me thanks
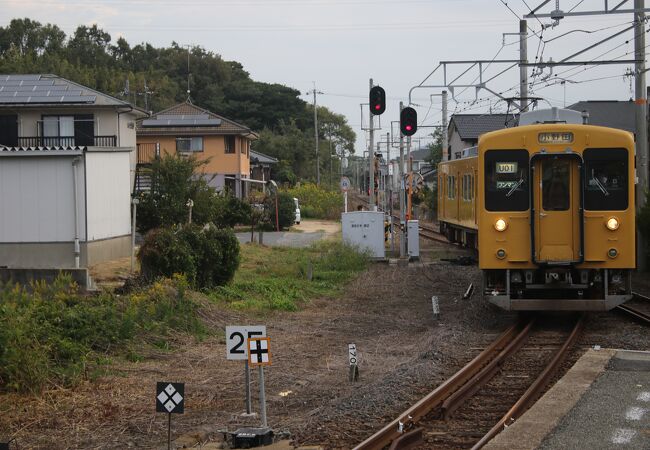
[635,0,648,271]
[399,101,406,258]
[369,78,375,208]
[519,19,529,112]
[442,90,449,161]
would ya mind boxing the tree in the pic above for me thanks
[136,155,218,233]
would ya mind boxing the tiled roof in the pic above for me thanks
[567,101,636,133]
[450,114,518,140]
[137,101,258,137]
[409,147,431,161]
[250,150,278,164]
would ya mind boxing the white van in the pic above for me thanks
[293,197,301,224]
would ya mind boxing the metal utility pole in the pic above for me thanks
[369,78,376,207]
[519,20,529,112]
[399,101,406,258]
[636,0,648,271]
[308,84,323,185]
[442,90,449,161]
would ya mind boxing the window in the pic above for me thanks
[176,137,203,152]
[542,158,570,211]
[0,115,18,146]
[584,148,628,211]
[484,149,529,211]
[225,136,236,154]
[41,115,94,146]
[462,174,474,201]
[447,175,456,199]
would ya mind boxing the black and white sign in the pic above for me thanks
[248,337,272,366]
[156,382,185,414]
[348,343,358,366]
[226,326,266,360]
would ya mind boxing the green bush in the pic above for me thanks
[265,192,296,230]
[212,195,252,228]
[285,183,342,220]
[0,274,202,392]
[139,225,240,288]
[138,228,197,284]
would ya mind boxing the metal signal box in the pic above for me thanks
[342,211,385,258]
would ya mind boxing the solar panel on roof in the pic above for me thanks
[156,114,211,120]
[141,118,222,127]
[0,80,55,87]
[0,75,42,82]
[0,95,96,104]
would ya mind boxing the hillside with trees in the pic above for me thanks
[0,18,355,183]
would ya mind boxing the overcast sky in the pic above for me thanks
[2,0,646,155]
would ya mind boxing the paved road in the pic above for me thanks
[236,231,325,248]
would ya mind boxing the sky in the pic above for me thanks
[1,0,647,156]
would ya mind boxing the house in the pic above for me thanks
[447,114,517,160]
[567,100,636,133]
[250,149,278,183]
[136,102,258,198]
[0,74,146,283]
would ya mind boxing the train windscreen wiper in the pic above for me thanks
[506,177,524,197]
[591,171,610,196]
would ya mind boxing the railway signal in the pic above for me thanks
[369,86,386,115]
[400,107,417,136]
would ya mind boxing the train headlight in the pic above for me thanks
[606,217,619,231]
[494,219,507,232]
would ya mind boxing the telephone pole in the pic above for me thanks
[307,84,323,185]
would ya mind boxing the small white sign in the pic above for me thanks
[226,326,266,360]
[348,343,358,366]
[340,176,351,192]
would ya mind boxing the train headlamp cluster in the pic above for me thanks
[606,217,619,231]
[494,219,507,232]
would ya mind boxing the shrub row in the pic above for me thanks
[285,183,342,220]
[138,224,240,289]
[0,274,202,393]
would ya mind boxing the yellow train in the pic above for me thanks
[438,108,635,311]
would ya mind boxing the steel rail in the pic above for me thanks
[442,319,535,419]
[471,314,585,450]
[353,321,529,450]
[633,292,650,302]
[616,304,650,325]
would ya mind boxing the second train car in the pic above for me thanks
[438,108,635,311]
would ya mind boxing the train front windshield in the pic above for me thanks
[484,149,530,211]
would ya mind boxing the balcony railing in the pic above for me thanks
[137,142,160,164]
[16,135,117,147]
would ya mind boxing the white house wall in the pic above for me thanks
[85,151,131,241]
[0,155,86,242]
[17,108,119,138]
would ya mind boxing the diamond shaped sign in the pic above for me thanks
[156,382,185,414]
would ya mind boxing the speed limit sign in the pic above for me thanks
[340,176,351,192]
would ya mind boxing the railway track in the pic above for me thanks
[615,292,650,326]
[354,315,584,450]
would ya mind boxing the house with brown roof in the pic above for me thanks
[135,101,258,198]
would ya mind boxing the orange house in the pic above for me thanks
[135,101,258,198]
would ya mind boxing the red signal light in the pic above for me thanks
[375,104,381,110]
[405,125,412,131]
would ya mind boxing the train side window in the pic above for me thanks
[584,148,628,211]
[484,149,529,211]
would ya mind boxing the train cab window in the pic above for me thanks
[542,159,570,211]
[484,149,529,211]
[584,148,628,210]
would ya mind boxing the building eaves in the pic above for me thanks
[450,114,517,140]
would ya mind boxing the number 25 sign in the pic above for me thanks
[226,326,266,360]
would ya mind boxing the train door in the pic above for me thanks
[533,155,582,263]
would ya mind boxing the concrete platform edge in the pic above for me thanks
[482,348,616,450]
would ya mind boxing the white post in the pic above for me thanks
[259,366,267,428]
[344,191,348,213]
[131,198,139,273]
